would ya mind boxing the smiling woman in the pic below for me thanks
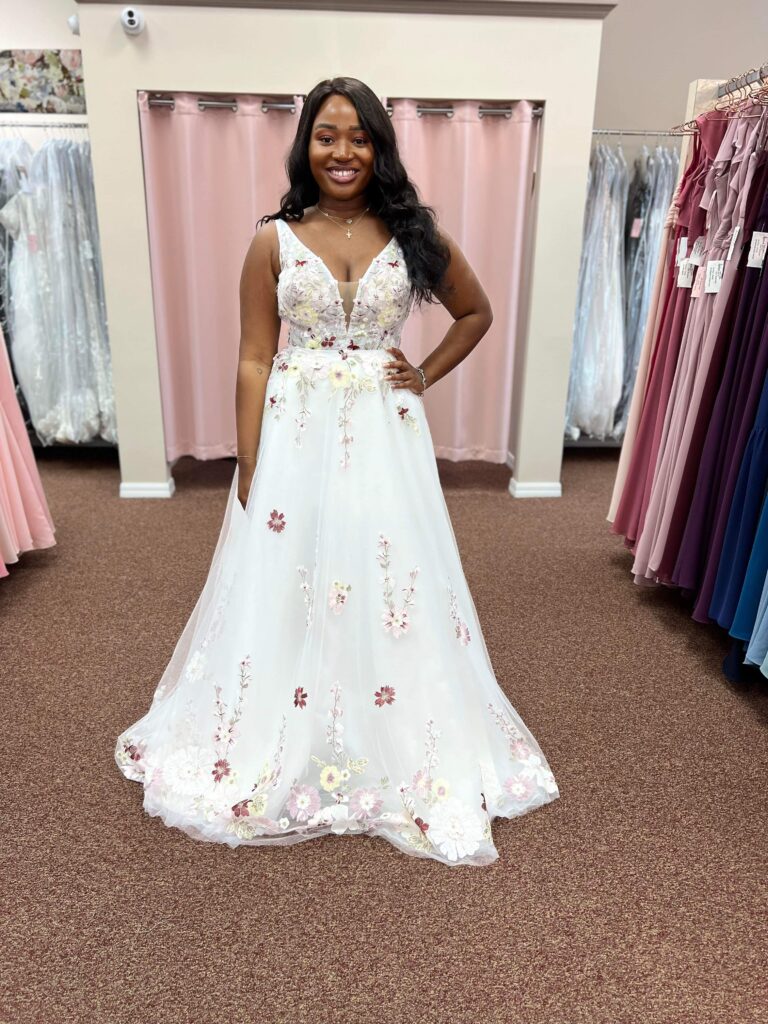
[115,76,559,865]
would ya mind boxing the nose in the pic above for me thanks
[333,141,353,160]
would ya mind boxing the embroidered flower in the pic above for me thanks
[184,649,206,682]
[428,797,485,861]
[504,774,536,802]
[287,784,321,822]
[510,739,532,760]
[231,798,251,818]
[163,747,211,796]
[374,685,396,707]
[279,817,290,830]
[329,364,352,389]
[349,787,384,820]
[382,608,410,637]
[328,580,352,615]
[415,816,430,833]
[267,509,286,533]
[448,583,471,646]
[248,792,268,817]
[212,758,231,783]
[431,778,450,801]
[294,686,308,709]
[410,768,432,800]
[319,764,343,792]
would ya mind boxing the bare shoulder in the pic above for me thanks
[243,218,280,279]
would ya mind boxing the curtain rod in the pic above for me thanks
[593,128,681,137]
[717,61,768,98]
[148,96,544,118]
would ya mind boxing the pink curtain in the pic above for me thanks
[139,92,537,463]
[139,91,305,461]
[388,99,539,462]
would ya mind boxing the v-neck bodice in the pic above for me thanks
[275,217,412,349]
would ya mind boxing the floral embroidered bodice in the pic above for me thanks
[275,217,413,350]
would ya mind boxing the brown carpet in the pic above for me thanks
[3,449,767,1024]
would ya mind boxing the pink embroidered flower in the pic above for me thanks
[382,608,409,637]
[411,768,431,800]
[328,581,351,614]
[349,787,384,820]
[286,784,321,822]
[504,774,536,802]
[294,686,308,709]
[212,758,231,783]
[510,740,532,760]
[374,686,396,707]
[455,622,471,646]
[267,509,286,533]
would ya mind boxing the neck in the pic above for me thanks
[316,194,368,217]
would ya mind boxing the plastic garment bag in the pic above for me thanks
[0,138,116,445]
[565,144,628,440]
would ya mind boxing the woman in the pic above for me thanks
[116,77,559,866]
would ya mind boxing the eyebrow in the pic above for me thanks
[315,122,366,131]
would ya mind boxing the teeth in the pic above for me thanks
[329,169,357,177]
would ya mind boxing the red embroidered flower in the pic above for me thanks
[347,341,360,350]
[374,685,396,707]
[268,395,278,407]
[480,792,487,812]
[321,336,337,347]
[231,798,250,818]
[387,260,400,268]
[277,360,289,372]
[295,258,308,267]
[267,509,286,533]
[294,686,308,709]
[123,742,142,762]
[212,758,231,783]
[397,406,409,419]
[415,817,429,832]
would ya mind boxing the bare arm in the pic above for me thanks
[236,221,282,507]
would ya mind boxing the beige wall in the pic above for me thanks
[0,0,79,46]
[67,3,606,497]
[595,0,767,130]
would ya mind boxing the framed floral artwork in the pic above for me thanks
[0,50,86,114]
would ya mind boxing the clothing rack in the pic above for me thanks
[592,129,682,137]
[717,61,768,99]
[0,120,88,129]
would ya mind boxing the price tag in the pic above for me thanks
[676,236,688,265]
[677,261,695,288]
[691,265,705,299]
[630,218,644,239]
[689,236,706,266]
[705,260,725,293]
[747,231,768,269]
[727,224,742,262]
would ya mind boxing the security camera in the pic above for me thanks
[121,6,146,35]
[68,13,80,36]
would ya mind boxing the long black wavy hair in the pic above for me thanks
[256,77,452,308]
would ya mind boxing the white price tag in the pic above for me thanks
[689,236,706,266]
[727,224,742,262]
[677,261,695,289]
[747,231,768,269]
[676,236,688,266]
[704,260,725,293]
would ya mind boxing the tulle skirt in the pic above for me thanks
[115,345,559,866]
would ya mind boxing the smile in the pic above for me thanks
[327,168,359,183]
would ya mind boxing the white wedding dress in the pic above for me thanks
[115,217,559,866]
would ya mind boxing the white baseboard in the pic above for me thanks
[508,477,562,499]
[120,477,176,499]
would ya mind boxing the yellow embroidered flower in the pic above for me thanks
[285,362,301,377]
[248,793,268,817]
[329,364,352,389]
[319,764,342,792]
[306,338,321,349]
[431,778,451,801]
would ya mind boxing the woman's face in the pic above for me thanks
[308,93,375,204]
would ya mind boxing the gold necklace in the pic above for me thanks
[316,204,369,239]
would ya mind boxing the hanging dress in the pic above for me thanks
[114,216,559,867]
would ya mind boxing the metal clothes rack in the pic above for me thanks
[0,119,88,129]
[717,61,768,99]
[592,128,682,138]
